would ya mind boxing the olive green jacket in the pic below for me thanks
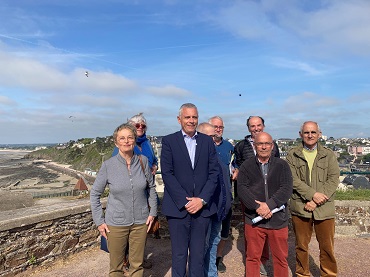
[286,143,339,220]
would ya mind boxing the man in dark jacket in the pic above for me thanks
[238,132,293,277]
[197,122,232,277]
[161,103,219,277]
[234,115,280,275]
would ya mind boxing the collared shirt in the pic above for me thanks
[304,143,318,151]
[215,138,234,166]
[182,130,197,168]
[215,138,236,175]
[248,136,256,155]
[258,158,269,184]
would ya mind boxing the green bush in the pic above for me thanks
[26,137,114,172]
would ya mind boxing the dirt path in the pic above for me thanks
[18,231,370,277]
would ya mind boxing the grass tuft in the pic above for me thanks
[336,189,370,201]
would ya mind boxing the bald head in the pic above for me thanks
[254,132,273,143]
[254,132,274,163]
[197,122,215,137]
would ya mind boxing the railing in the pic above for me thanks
[32,190,73,198]
[340,171,370,176]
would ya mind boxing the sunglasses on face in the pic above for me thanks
[135,123,146,129]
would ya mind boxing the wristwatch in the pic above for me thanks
[201,198,207,206]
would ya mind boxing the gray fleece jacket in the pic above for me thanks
[90,153,157,227]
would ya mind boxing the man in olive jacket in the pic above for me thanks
[287,121,340,277]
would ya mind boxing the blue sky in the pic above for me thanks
[1,0,370,144]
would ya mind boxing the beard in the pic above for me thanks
[214,135,222,143]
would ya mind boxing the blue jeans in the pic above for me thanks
[204,217,222,277]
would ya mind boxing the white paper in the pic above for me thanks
[252,205,285,224]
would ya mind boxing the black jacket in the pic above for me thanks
[234,135,280,167]
[237,156,293,229]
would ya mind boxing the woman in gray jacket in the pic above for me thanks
[90,123,158,277]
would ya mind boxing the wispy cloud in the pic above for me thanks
[271,58,329,75]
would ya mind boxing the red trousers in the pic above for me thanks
[244,224,289,277]
[241,203,270,263]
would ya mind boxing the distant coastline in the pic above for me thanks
[0,143,57,152]
[0,149,32,153]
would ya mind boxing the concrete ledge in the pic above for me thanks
[0,192,33,212]
[0,199,106,232]
[335,200,370,207]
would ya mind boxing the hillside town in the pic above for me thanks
[62,133,370,190]
[1,134,370,199]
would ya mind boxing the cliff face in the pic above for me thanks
[26,140,114,172]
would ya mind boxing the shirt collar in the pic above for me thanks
[303,143,318,151]
[257,157,270,165]
[181,130,198,139]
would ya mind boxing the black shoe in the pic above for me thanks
[143,259,152,269]
[216,256,226,273]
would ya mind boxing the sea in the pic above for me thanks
[0,144,55,168]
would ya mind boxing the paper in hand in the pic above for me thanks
[252,205,285,224]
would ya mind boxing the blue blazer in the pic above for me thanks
[160,131,219,218]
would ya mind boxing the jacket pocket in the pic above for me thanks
[296,162,307,181]
[316,160,328,182]
[112,210,127,224]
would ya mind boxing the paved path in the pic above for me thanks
[18,229,370,277]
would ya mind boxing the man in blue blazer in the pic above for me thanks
[161,103,219,277]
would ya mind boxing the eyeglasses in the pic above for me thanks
[135,123,146,129]
[302,131,318,135]
[254,142,273,147]
[118,136,135,142]
[213,125,224,130]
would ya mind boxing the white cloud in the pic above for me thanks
[207,0,370,58]
[0,50,67,91]
[206,1,282,41]
[146,84,191,97]
[0,49,137,95]
[0,95,16,105]
[71,69,137,94]
[283,92,339,113]
[281,0,370,56]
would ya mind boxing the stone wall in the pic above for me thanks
[0,199,103,277]
[335,200,370,236]
[0,199,369,276]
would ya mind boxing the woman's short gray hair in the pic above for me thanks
[113,123,137,142]
[128,112,147,131]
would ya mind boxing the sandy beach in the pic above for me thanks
[0,150,84,209]
[0,150,164,211]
